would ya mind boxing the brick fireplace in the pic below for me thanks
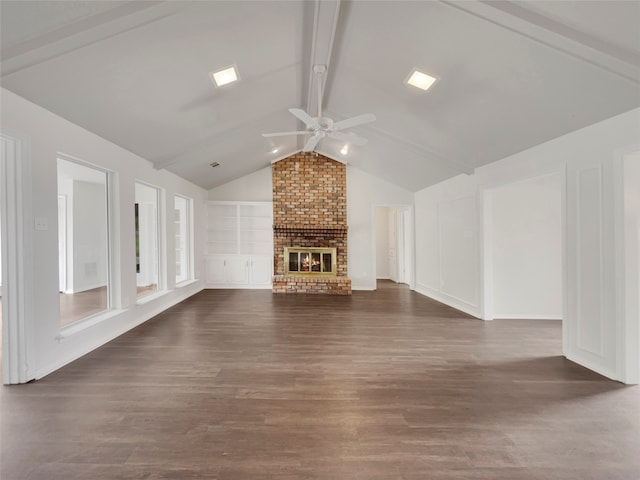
[272,152,352,294]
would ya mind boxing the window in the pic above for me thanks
[174,195,192,284]
[135,182,161,300]
[57,157,111,326]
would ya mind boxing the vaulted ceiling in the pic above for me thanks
[1,1,639,192]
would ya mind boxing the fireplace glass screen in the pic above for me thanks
[285,247,337,276]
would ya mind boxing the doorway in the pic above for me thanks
[375,206,412,286]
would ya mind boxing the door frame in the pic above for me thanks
[373,204,414,289]
[58,195,67,293]
[614,147,640,384]
[1,130,34,384]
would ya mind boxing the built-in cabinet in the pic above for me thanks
[205,202,273,288]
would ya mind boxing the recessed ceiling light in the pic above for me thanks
[271,147,279,154]
[211,65,239,87]
[406,69,437,91]
[340,145,349,155]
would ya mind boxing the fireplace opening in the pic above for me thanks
[285,247,337,276]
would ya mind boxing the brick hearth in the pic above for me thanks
[272,152,351,294]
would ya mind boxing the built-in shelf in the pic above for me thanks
[206,201,273,288]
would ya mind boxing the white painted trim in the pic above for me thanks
[57,308,127,339]
[614,145,640,384]
[0,131,34,384]
[352,286,375,291]
[174,193,193,284]
[442,0,640,83]
[372,204,415,291]
[415,283,481,319]
[565,352,617,382]
[205,285,273,290]
[57,194,67,293]
[57,151,113,174]
[64,282,108,294]
[135,289,169,305]
[175,279,198,289]
[560,164,569,358]
[479,188,493,320]
[305,0,341,117]
[206,200,273,206]
[493,314,562,320]
[1,2,185,78]
[575,165,605,358]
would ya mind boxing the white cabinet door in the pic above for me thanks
[226,256,249,285]
[250,256,272,286]
[205,256,227,285]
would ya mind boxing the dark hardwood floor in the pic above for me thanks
[2,281,639,479]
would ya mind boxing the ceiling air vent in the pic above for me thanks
[209,162,220,168]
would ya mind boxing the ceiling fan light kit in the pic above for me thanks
[262,65,376,153]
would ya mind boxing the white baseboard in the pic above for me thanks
[493,313,562,320]
[414,284,481,319]
[564,353,619,382]
[205,284,272,289]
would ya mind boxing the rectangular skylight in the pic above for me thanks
[211,65,239,87]
[406,69,437,91]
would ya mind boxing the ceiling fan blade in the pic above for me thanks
[262,131,310,138]
[289,108,319,129]
[302,134,321,152]
[332,113,376,131]
[328,131,368,146]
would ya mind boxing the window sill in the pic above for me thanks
[136,289,169,305]
[57,308,126,341]
[175,279,198,289]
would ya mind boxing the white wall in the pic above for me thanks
[347,167,414,290]
[491,173,562,319]
[414,174,479,316]
[414,107,640,382]
[375,207,390,279]
[0,87,207,381]
[208,166,272,201]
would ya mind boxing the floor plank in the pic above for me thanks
[2,282,639,479]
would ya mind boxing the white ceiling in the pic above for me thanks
[1,0,639,192]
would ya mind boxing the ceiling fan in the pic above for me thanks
[262,65,376,152]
